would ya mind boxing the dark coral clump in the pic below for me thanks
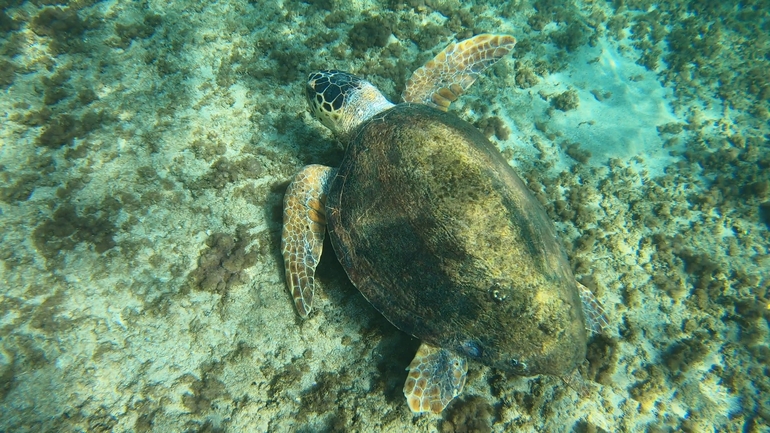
[348,16,391,51]
[0,9,21,35]
[30,7,86,38]
[36,114,78,148]
[32,203,119,260]
[303,0,334,11]
[42,70,71,106]
[759,202,770,229]
[181,367,230,415]
[114,13,162,49]
[551,89,579,111]
[663,333,710,374]
[475,116,510,141]
[192,156,263,190]
[551,21,590,52]
[30,6,93,53]
[564,141,591,164]
[0,172,40,204]
[35,110,107,148]
[0,59,16,89]
[297,368,357,430]
[441,395,494,433]
[515,67,539,89]
[573,420,610,433]
[188,226,257,294]
[584,334,618,385]
[267,42,304,84]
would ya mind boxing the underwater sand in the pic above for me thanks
[0,0,768,432]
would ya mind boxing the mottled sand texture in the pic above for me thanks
[0,0,768,432]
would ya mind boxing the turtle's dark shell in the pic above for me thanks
[325,104,587,376]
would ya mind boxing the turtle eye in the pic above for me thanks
[489,282,507,302]
[510,359,528,372]
[305,83,316,104]
[461,340,481,358]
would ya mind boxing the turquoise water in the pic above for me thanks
[0,1,768,431]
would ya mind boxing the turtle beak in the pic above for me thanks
[305,80,317,110]
[305,76,320,114]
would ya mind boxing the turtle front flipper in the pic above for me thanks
[578,282,610,335]
[403,343,468,414]
[281,164,336,318]
[402,34,517,111]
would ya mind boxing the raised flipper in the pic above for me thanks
[281,164,336,318]
[402,34,517,111]
[578,282,609,335]
[403,343,468,414]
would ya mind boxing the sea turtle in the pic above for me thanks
[281,34,608,414]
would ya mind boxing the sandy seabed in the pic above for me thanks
[0,0,768,432]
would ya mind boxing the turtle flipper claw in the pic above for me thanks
[281,164,335,318]
[402,34,517,110]
[403,343,468,414]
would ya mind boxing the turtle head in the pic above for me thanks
[306,70,394,141]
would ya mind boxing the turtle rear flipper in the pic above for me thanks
[281,164,336,318]
[402,34,517,111]
[404,343,468,414]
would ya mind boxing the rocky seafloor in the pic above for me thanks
[0,0,768,432]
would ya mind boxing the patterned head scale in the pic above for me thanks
[305,70,393,141]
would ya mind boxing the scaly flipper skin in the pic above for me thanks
[402,34,517,111]
[281,164,335,318]
[403,343,468,414]
[578,282,609,335]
